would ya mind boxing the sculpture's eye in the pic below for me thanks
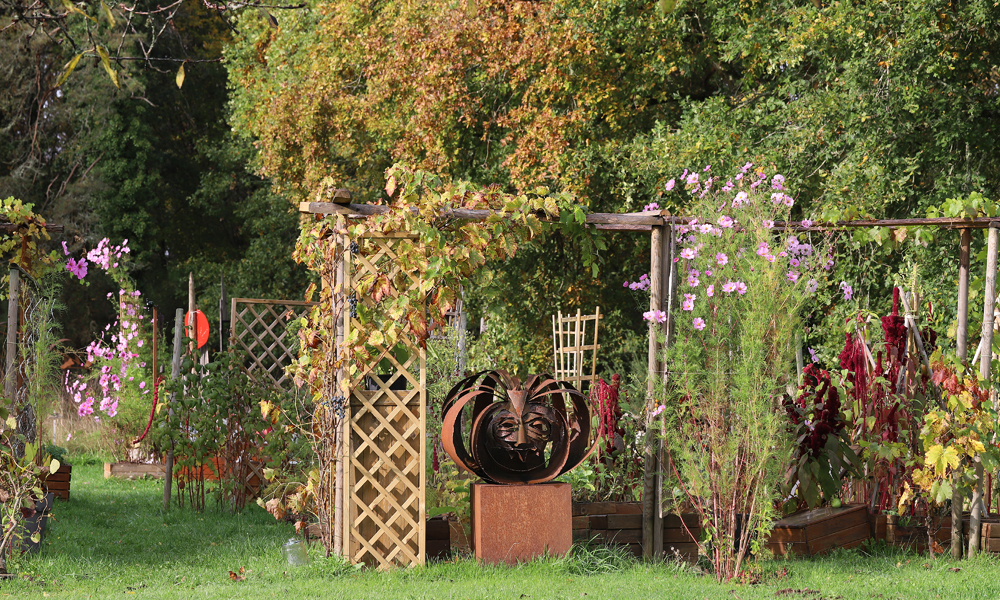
[523,414,551,440]
[494,415,520,439]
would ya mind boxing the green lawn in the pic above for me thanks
[4,462,1000,599]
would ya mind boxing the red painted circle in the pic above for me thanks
[185,310,210,349]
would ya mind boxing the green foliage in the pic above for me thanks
[0,420,56,575]
[898,350,1000,513]
[155,350,307,513]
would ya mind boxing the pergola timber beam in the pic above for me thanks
[0,223,64,234]
[300,202,1000,232]
[299,201,662,228]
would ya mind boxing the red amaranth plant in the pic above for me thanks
[592,374,623,460]
[840,287,933,512]
[782,364,858,508]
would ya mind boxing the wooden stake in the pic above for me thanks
[643,225,663,559]
[970,225,998,556]
[954,228,972,559]
[334,240,345,557]
[163,308,184,510]
[188,273,196,360]
[4,268,18,418]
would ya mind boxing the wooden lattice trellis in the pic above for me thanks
[229,298,317,392]
[551,307,602,391]
[342,234,426,568]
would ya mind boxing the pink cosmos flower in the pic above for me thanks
[787,271,800,282]
[680,247,697,260]
[722,282,737,294]
[693,318,706,331]
[665,179,676,191]
[733,191,748,206]
[716,253,728,265]
[686,173,700,185]
[643,310,668,323]
[801,219,813,228]
[762,220,774,229]
[706,285,715,297]
[66,258,88,280]
[682,294,696,311]
[756,242,769,256]
[687,272,700,287]
[718,216,734,228]
[736,282,748,295]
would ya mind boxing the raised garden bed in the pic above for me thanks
[426,516,451,560]
[105,462,166,480]
[40,464,72,501]
[886,515,1000,554]
[767,505,870,557]
[572,502,699,559]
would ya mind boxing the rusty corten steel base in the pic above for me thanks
[471,482,572,564]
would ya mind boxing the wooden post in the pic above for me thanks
[334,238,345,557]
[219,276,229,353]
[643,225,664,558]
[958,229,972,361]
[188,273,196,359]
[954,227,972,558]
[4,268,18,416]
[163,308,184,510]
[970,225,998,556]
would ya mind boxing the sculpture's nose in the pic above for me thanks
[516,421,528,446]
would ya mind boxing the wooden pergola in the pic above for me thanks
[302,197,1000,562]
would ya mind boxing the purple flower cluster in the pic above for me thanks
[624,273,651,291]
[650,164,829,335]
[63,238,149,418]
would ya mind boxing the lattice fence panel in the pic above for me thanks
[230,298,317,392]
[552,307,602,391]
[342,234,426,569]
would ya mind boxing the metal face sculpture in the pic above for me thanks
[441,370,598,485]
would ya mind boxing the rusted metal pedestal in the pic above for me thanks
[471,482,572,564]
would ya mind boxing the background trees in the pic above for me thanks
[3,0,998,368]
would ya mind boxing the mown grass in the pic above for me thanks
[4,461,1000,599]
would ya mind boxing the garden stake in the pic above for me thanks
[954,227,972,559]
[163,308,184,511]
[970,225,998,556]
[642,223,663,559]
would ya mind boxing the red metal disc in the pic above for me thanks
[184,310,210,349]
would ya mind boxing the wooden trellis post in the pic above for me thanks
[341,233,426,568]
[970,225,999,556]
[643,224,673,558]
[954,227,972,558]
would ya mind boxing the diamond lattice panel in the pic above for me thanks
[343,234,426,568]
[230,299,317,392]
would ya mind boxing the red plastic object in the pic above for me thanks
[185,310,210,349]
